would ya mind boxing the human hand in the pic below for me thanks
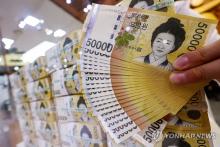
[170,40,220,84]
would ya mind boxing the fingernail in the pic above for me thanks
[174,56,189,69]
[170,73,186,84]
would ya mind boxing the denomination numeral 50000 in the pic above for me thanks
[86,38,113,53]
[187,22,208,51]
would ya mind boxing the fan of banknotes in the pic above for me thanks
[78,2,217,144]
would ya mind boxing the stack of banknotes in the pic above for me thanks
[78,0,217,146]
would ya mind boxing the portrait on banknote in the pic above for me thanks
[72,70,81,92]
[37,100,55,121]
[134,17,186,70]
[77,96,87,111]
[62,37,74,64]
[129,0,154,9]
[38,102,46,120]
[36,81,46,99]
[30,57,48,80]
[36,80,51,99]
[37,81,44,94]
[80,125,93,146]
[185,109,201,120]
[77,96,93,122]
[25,138,36,147]
[162,132,191,147]
[64,68,81,94]
[45,123,53,140]
[61,122,106,146]
[60,31,79,67]
[31,61,40,79]
[56,95,94,122]
[24,120,30,133]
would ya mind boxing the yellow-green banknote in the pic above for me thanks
[79,4,216,143]
[59,122,107,147]
[55,95,96,123]
[155,129,214,147]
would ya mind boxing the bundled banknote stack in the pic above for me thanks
[48,30,108,147]
[78,0,217,146]
[10,30,109,147]
[9,69,37,146]
[10,56,61,146]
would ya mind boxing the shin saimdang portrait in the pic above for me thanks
[135,18,186,70]
[129,0,154,9]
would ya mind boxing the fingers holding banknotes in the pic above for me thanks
[170,40,220,84]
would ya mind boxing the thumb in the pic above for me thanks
[170,58,220,84]
[173,40,220,71]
